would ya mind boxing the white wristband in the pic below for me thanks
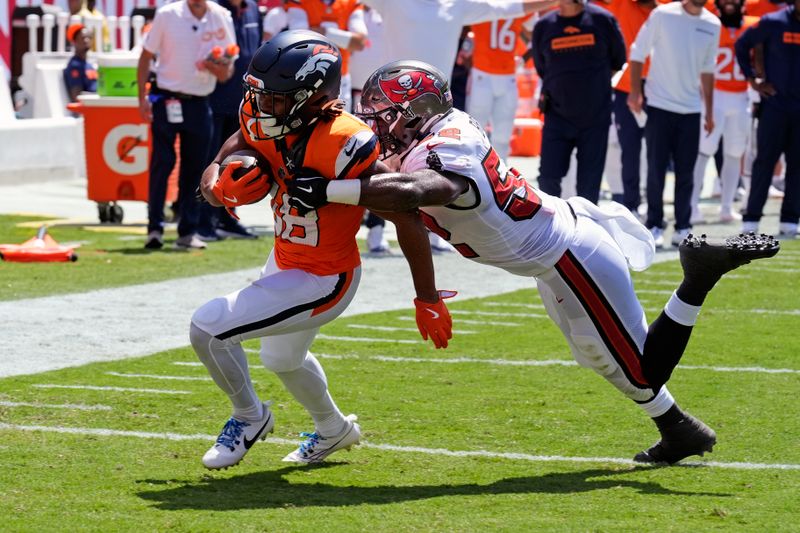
[326,179,362,205]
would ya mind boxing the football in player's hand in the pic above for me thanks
[215,149,272,206]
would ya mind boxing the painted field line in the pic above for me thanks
[1,423,798,471]
[635,289,673,295]
[450,310,549,318]
[32,384,190,395]
[746,309,800,316]
[483,302,545,310]
[0,401,112,411]
[316,334,423,344]
[746,267,800,274]
[106,372,211,381]
[206,353,800,375]
[397,316,525,327]
[347,324,477,335]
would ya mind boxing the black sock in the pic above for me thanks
[676,280,712,307]
[652,404,685,432]
[642,312,694,389]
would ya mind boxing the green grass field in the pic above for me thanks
[1,218,799,531]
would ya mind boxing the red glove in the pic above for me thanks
[414,290,457,349]
[211,160,271,219]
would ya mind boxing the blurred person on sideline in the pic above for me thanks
[628,0,721,248]
[198,0,262,242]
[137,0,236,250]
[286,0,368,111]
[467,15,534,161]
[63,24,97,104]
[531,0,626,203]
[736,0,800,238]
[263,1,288,40]
[598,0,664,213]
[287,60,780,465]
[690,0,757,225]
[193,31,453,470]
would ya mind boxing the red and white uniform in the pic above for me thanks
[467,16,534,161]
[699,16,759,158]
[393,108,666,405]
[193,107,379,370]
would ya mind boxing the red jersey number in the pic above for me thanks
[482,148,541,221]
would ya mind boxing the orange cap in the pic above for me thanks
[67,23,85,43]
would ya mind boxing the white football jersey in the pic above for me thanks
[399,109,575,277]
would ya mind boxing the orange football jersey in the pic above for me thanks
[715,16,759,92]
[289,0,363,75]
[600,0,667,93]
[240,101,379,275]
[744,0,785,17]
[471,16,532,75]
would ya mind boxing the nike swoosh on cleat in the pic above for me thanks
[296,186,313,194]
[425,308,440,320]
[223,195,238,204]
[243,412,273,449]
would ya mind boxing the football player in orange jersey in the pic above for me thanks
[193,30,453,470]
[286,0,368,111]
[691,0,759,224]
[467,15,534,161]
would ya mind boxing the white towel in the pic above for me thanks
[567,197,655,272]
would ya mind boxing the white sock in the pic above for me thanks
[692,153,710,210]
[275,353,347,437]
[664,291,702,327]
[640,386,675,417]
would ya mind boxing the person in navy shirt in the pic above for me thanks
[63,24,97,103]
[735,0,800,238]
[199,0,263,241]
[531,0,626,203]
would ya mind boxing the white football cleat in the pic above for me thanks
[282,414,361,463]
[202,402,275,470]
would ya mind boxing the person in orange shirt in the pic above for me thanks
[286,0,368,111]
[467,15,534,161]
[598,0,663,213]
[691,0,758,223]
[193,31,454,470]
[744,0,786,16]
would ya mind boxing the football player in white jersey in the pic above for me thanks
[287,60,781,465]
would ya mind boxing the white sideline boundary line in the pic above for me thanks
[186,353,800,375]
[1,422,798,471]
[33,384,191,395]
[0,401,112,411]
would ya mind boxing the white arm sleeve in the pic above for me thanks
[286,6,310,30]
[629,8,658,63]
[325,27,354,48]
[462,0,525,25]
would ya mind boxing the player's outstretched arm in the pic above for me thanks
[287,165,468,213]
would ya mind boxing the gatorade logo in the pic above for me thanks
[102,124,149,175]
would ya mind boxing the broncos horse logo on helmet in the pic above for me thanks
[240,30,342,141]
[357,60,453,159]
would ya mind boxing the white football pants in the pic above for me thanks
[467,67,518,162]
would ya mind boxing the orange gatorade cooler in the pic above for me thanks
[509,117,542,157]
[69,94,178,223]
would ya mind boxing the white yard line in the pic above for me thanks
[32,384,191,395]
[397,316,525,327]
[450,310,549,318]
[105,372,212,381]
[191,353,800,375]
[315,334,424,344]
[0,400,112,411]
[347,324,476,334]
[483,302,544,309]
[1,422,797,471]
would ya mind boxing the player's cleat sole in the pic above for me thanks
[282,414,361,463]
[634,412,716,465]
[678,232,780,293]
[202,402,275,470]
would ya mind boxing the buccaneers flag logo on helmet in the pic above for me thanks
[378,71,447,105]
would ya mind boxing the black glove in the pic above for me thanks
[287,176,329,215]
